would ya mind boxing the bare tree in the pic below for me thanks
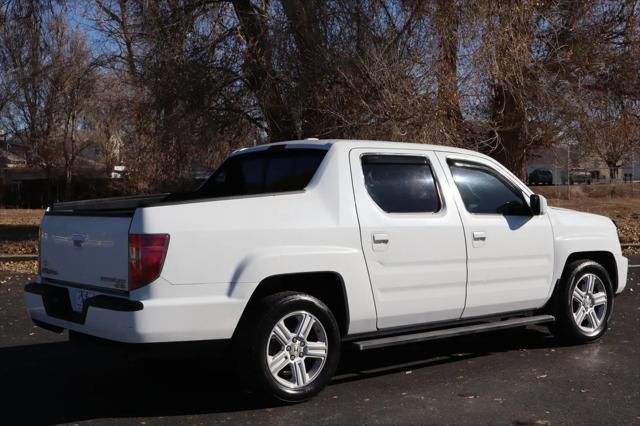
[0,2,101,197]
[232,0,297,141]
[48,16,97,197]
[578,95,639,179]
[0,0,65,181]
[92,0,254,191]
[434,0,463,130]
[2,0,639,200]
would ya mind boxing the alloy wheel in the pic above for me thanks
[266,310,329,389]
[571,273,608,335]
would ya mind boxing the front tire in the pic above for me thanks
[553,260,613,343]
[235,292,341,403]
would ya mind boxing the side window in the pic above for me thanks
[448,160,531,216]
[362,155,441,213]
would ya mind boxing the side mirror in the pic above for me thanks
[530,194,547,215]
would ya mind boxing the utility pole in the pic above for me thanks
[567,143,570,201]
[554,149,559,202]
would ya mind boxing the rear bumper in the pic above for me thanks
[24,281,245,343]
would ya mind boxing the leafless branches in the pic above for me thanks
[0,0,638,193]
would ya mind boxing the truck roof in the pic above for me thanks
[232,139,492,160]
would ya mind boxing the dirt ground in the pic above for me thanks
[0,209,42,253]
[0,209,42,274]
[0,185,638,274]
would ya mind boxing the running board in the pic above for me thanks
[353,315,555,351]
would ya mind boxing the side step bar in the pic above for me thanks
[353,314,555,351]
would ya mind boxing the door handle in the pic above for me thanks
[372,233,390,244]
[472,231,486,241]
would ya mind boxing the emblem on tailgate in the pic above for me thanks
[71,234,88,247]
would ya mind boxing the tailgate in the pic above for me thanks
[40,214,131,291]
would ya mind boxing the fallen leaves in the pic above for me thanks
[0,261,37,274]
[0,210,41,273]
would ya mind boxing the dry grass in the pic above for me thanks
[0,209,44,226]
[0,209,42,255]
[0,260,38,274]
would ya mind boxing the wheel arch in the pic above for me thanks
[560,251,618,292]
[236,271,350,337]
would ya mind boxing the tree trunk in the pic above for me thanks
[490,85,528,179]
[232,0,298,141]
[281,0,325,138]
[434,0,463,124]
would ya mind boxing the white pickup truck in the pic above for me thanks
[26,139,627,402]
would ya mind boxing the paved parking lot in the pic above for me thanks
[1,264,639,425]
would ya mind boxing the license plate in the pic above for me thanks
[68,288,96,313]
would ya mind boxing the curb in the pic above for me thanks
[0,255,37,261]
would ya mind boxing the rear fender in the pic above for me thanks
[229,246,377,334]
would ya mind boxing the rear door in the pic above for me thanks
[350,148,467,329]
[436,152,554,317]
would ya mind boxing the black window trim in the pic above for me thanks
[447,159,533,216]
[360,153,445,215]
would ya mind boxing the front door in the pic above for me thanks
[436,152,554,318]
[350,148,467,329]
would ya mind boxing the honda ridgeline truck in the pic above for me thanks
[25,140,628,402]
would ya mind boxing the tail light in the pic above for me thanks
[128,234,170,291]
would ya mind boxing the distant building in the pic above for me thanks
[0,137,109,207]
[527,144,639,184]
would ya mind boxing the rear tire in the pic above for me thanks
[234,292,341,403]
[552,260,613,343]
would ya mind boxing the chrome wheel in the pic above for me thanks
[266,310,328,389]
[572,273,608,335]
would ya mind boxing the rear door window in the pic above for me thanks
[361,155,441,213]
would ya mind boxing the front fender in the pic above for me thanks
[547,207,625,298]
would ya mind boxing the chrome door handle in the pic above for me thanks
[473,231,486,241]
[372,233,389,244]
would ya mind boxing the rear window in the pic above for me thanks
[195,148,327,198]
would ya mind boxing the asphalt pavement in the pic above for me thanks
[1,262,639,425]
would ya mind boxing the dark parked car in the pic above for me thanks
[529,169,553,185]
[567,168,592,185]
